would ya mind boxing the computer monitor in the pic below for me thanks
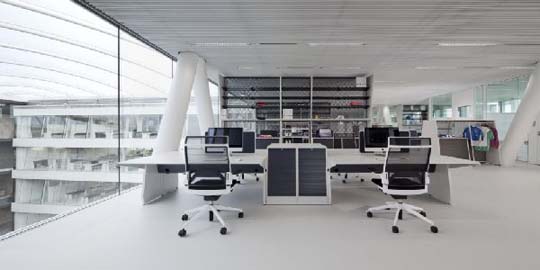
[363,127,399,152]
[317,128,333,138]
[207,127,243,152]
[260,130,279,137]
[398,130,410,137]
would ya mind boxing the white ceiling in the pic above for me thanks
[84,0,540,104]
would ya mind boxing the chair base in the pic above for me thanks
[179,202,243,237]
[367,201,438,233]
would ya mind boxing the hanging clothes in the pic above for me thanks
[463,125,494,152]
[486,125,499,149]
[463,125,483,141]
[474,126,494,152]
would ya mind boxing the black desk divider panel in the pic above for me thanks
[342,138,357,149]
[298,148,327,196]
[359,131,366,152]
[267,149,296,196]
[256,138,279,149]
[313,138,333,149]
[333,138,342,149]
[242,131,255,153]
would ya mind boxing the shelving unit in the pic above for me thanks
[221,76,372,144]
[401,104,429,132]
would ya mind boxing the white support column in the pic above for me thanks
[193,58,215,134]
[500,64,540,167]
[154,52,199,153]
[382,105,392,125]
[141,52,199,204]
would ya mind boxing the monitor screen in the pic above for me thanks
[260,130,279,137]
[207,127,243,148]
[364,128,398,148]
[318,129,332,138]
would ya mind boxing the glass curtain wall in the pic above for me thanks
[473,76,529,139]
[473,75,530,161]
[0,0,120,233]
[431,93,453,119]
[0,0,221,236]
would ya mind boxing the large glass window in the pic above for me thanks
[0,0,123,235]
[473,75,529,140]
[431,93,453,119]
[0,0,223,237]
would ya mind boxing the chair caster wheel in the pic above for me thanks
[256,177,260,181]
[220,227,227,235]
[238,212,244,218]
[181,214,188,221]
[209,211,214,221]
[342,180,347,184]
[385,208,390,210]
[392,226,399,234]
[430,226,438,233]
[366,211,373,218]
[398,210,403,220]
[360,179,365,182]
[178,229,187,237]
[420,211,426,217]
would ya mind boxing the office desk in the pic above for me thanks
[120,151,266,204]
[327,149,479,204]
[121,148,478,205]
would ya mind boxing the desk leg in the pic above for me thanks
[428,165,452,204]
[141,165,179,204]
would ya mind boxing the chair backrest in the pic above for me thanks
[184,136,230,184]
[383,137,431,187]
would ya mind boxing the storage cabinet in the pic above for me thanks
[265,144,330,204]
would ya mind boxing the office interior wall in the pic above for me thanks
[452,89,474,119]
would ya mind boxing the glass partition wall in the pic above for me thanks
[0,0,214,237]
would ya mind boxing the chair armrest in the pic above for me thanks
[425,173,430,185]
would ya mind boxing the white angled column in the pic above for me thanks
[382,105,392,125]
[141,52,201,204]
[154,52,199,153]
[192,57,215,134]
[500,64,540,167]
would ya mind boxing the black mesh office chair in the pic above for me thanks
[366,137,438,234]
[178,136,243,237]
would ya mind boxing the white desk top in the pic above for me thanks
[327,149,479,167]
[120,148,478,168]
[119,150,267,168]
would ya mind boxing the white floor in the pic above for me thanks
[1,165,540,270]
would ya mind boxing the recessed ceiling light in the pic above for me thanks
[499,66,536,70]
[437,42,498,47]
[375,80,408,84]
[190,42,253,47]
[320,66,364,70]
[258,42,298,46]
[415,66,459,70]
[238,66,255,70]
[307,42,366,47]
[276,66,316,69]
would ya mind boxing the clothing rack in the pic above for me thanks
[435,120,500,164]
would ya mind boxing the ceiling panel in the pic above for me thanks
[84,0,540,104]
